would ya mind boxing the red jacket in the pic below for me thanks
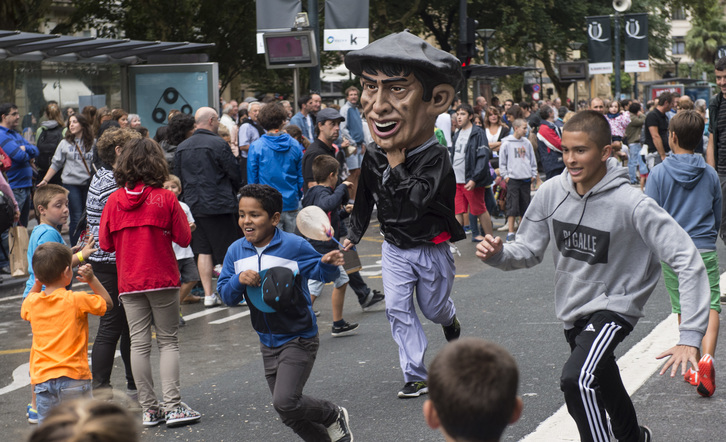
[99,183,191,295]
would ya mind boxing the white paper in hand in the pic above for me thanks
[296,206,334,241]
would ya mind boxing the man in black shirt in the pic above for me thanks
[644,92,675,169]
[706,57,726,244]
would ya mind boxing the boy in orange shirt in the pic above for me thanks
[21,242,112,425]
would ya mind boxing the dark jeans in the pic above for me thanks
[561,311,638,442]
[64,183,88,247]
[12,186,31,227]
[91,262,135,392]
[261,336,337,441]
[348,271,370,305]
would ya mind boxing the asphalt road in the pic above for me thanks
[1,215,725,441]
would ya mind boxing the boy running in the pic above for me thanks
[217,184,353,442]
[477,110,710,441]
[645,110,721,397]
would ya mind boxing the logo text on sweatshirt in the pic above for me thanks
[553,220,609,265]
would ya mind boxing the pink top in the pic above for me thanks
[607,112,631,138]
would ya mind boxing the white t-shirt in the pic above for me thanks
[486,126,503,145]
[453,127,472,184]
[173,201,195,259]
[435,113,453,147]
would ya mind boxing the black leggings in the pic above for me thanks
[91,262,135,392]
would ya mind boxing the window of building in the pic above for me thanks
[673,8,686,21]
[672,37,685,55]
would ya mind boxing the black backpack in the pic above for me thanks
[36,126,64,172]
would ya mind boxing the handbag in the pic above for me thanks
[9,225,29,277]
[0,139,14,172]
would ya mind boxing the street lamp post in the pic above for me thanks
[476,28,495,65]
[671,56,681,78]
[687,61,694,79]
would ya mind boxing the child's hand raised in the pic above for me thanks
[239,270,261,287]
[82,233,98,257]
[76,264,95,283]
[322,250,344,266]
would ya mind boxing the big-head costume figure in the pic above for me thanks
[343,31,467,398]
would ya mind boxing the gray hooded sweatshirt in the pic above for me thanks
[486,158,709,348]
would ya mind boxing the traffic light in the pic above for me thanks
[467,18,478,59]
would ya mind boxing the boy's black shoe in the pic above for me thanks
[361,290,384,310]
[639,425,652,442]
[442,316,461,341]
[331,321,359,337]
[398,381,428,398]
[326,406,352,442]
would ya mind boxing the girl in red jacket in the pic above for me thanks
[99,138,201,428]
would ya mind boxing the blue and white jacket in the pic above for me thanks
[217,228,339,348]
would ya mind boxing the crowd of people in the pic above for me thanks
[2,32,725,441]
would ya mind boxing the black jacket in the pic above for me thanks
[709,93,724,170]
[450,124,493,187]
[301,183,349,253]
[348,137,466,248]
[174,128,242,216]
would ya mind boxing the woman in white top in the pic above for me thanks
[483,106,508,153]
[37,114,95,247]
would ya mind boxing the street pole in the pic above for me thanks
[293,68,300,113]
[459,0,468,104]
[613,13,621,100]
[308,0,321,93]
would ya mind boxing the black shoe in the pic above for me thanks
[179,316,186,327]
[397,381,428,398]
[639,425,652,442]
[361,290,384,310]
[331,321,359,337]
[326,406,352,442]
[442,316,461,342]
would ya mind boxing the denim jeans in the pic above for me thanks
[64,183,89,247]
[11,186,31,227]
[34,377,92,425]
[627,143,641,184]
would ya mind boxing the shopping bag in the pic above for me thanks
[341,248,362,274]
[9,225,29,277]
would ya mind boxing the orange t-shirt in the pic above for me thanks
[21,288,107,384]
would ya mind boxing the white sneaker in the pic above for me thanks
[204,294,221,307]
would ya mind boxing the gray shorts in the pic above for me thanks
[178,257,200,283]
[346,150,364,170]
[307,265,349,297]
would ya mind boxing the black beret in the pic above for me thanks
[344,31,464,92]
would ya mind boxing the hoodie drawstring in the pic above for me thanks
[524,191,589,241]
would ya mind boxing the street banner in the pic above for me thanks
[624,13,649,73]
[256,0,302,54]
[586,16,613,75]
[323,0,369,51]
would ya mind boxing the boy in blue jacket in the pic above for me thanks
[301,155,358,337]
[217,184,353,442]
[645,110,721,397]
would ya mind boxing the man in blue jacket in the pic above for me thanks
[0,103,39,227]
[248,103,303,233]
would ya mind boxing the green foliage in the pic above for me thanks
[609,71,633,97]
[686,15,726,64]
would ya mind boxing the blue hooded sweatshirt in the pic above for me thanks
[645,153,721,250]
[247,133,304,212]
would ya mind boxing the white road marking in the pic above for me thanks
[182,306,227,320]
[209,311,250,324]
[0,294,23,303]
[521,314,679,441]
[0,363,30,395]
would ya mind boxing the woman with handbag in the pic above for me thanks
[37,114,95,247]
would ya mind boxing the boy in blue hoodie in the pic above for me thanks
[477,110,710,442]
[217,184,353,442]
[302,155,358,336]
[247,103,303,233]
[645,110,721,397]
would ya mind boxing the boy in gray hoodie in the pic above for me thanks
[645,110,721,397]
[476,110,710,442]
[498,118,538,243]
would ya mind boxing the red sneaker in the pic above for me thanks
[684,367,698,386]
[696,354,715,397]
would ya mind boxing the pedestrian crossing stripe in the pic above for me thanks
[366,275,470,279]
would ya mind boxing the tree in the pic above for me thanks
[686,17,726,64]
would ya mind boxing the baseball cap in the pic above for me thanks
[316,107,345,124]
[245,267,300,313]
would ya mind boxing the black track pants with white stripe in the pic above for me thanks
[561,311,640,442]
